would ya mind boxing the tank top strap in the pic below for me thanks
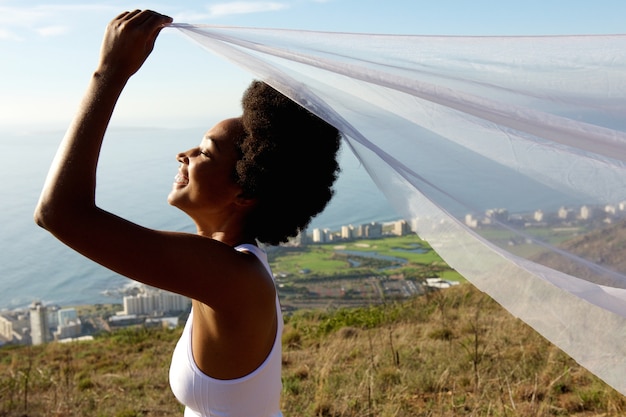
[234,244,272,277]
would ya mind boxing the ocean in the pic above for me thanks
[0,126,399,310]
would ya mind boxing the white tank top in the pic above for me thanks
[169,244,283,417]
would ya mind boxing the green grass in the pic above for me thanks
[271,246,348,276]
[270,234,461,281]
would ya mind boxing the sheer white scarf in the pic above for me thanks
[170,24,626,395]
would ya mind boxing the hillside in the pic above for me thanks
[1,284,624,417]
[533,218,626,286]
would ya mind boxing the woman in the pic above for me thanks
[34,10,341,417]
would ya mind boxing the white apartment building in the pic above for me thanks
[341,225,355,239]
[465,214,478,228]
[0,312,30,344]
[558,206,571,220]
[392,220,411,236]
[0,315,12,341]
[312,228,330,243]
[580,205,593,220]
[122,288,190,316]
[30,302,51,345]
[362,222,382,238]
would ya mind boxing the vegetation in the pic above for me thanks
[1,284,624,417]
[269,235,463,281]
[0,326,183,417]
[269,235,464,310]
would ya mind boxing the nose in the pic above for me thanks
[176,149,191,164]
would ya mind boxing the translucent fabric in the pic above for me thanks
[170,24,626,395]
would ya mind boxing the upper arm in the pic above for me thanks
[38,206,272,310]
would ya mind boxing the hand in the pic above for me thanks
[97,10,173,80]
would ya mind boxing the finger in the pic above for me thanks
[134,11,173,54]
[120,9,142,21]
[144,11,174,37]
[109,9,141,28]
[127,9,172,26]
[148,10,173,28]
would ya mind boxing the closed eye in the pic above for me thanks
[199,149,211,158]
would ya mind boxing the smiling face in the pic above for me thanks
[167,118,248,227]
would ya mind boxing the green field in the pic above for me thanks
[267,234,464,309]
[269,234,462,280]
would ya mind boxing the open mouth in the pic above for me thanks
[174,173,189,185]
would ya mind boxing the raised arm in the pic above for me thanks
[33,10,275,312]
[35,10,171,226]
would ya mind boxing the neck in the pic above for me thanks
[204,230,256,247]
[194,217,255,248]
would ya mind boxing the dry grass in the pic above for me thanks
[280,284,625,417]
[1,284,623,417]
[0,327,184,417]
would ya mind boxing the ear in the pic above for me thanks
[235,193,257,209]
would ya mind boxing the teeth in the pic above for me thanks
[175,173,189,185]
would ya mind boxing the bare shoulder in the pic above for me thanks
[143,232,277,312]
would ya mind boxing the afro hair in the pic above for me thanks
[236,80,341,245]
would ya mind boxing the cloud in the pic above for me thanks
[36,25,69,37]
[0,27,21,41]
[0,3,117,40]
[0,5,47,26]
[207,2,289,17]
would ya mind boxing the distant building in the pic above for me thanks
[46,305,60,329]
[0,315,13,341]
[533,210,544,222]
[465,214,478,228]
[557,206,571,220]
[109,314,143,327]
[485,208,508,222]
[312,228,331,243]
[284,229,307,247]
[54,307,82,340]
[0,311,29,344]
[146,316,180,329]
[30,302,51,345]
[294,230,308,246]
[122,287,190,316]
[54,321,82,340]
[424,278,460,289]
[392,220,411,236]
[580,205,593,220]
[360,222,382,238]
[58,308,78,326]
[341,225,355,240]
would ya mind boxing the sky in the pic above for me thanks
[1,0,625,132]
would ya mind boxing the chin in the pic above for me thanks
[167,192,180,208]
